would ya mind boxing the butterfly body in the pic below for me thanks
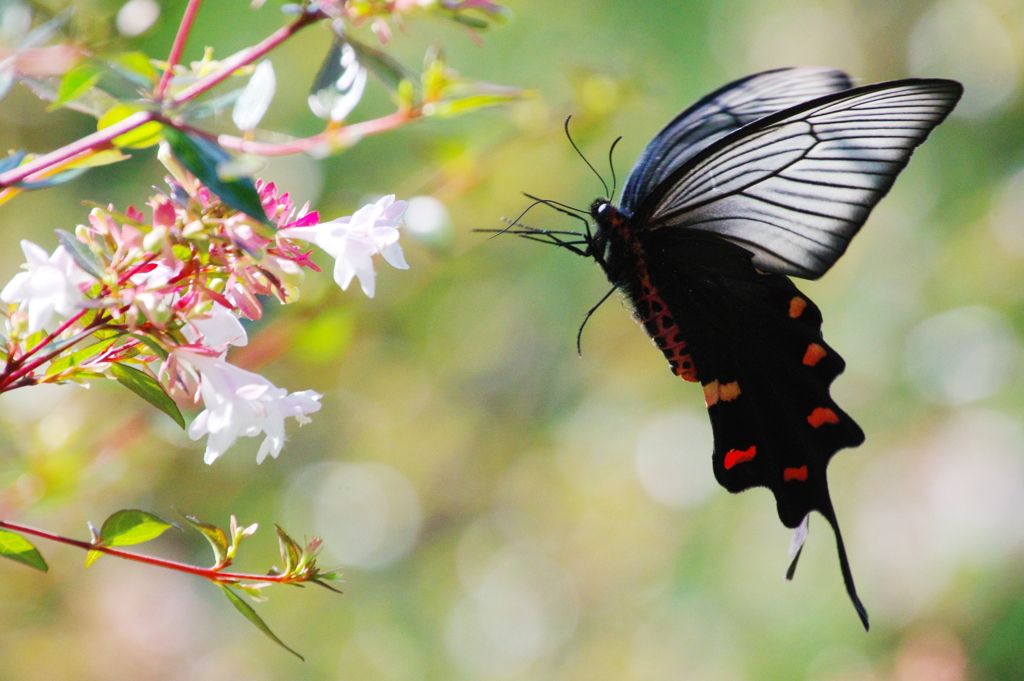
[502,68,962,630]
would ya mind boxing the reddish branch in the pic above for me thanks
[0,519,305,584]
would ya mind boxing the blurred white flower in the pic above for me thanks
[280,195,409,298]
[233,60,276,131]
[177,350,322,464]
[1,240,95,333]
[308,42,367,122]
[182,303,248,354]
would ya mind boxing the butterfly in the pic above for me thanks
[499,68,962,629]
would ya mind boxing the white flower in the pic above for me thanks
[0,240,95,333]
[280,195,409,298]
[177,350,322,464]
[182,303,248,354]
[233,60,276,131]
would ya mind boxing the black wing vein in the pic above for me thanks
[637,79,962,278]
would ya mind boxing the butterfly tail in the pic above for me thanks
[822,504,869,631]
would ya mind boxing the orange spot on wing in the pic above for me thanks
[803,343,827,367]
[703,380,720,407]
[789,297,807,318]
[719,381,741,401]
[724,446,757,470]
[808,407,840,428]
[784,466,808,482]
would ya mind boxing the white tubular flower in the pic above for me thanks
[0,240,95,333]
[279,195,409,298]
[182,303,249,354]
[177,350,322,465]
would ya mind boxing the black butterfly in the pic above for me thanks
[499,68,962,630]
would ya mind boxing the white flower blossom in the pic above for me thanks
[182,303,248,354]
[177,350,322,464]
[0,240,95,333]
[280,195,409,298]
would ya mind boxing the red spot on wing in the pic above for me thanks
[789,297,807,318]
[724,446,757,470]
[783,466,808,482]
[803,343,827,367]
[808,407,840,428]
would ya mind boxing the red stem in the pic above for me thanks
[155,0,205,100]
[171,10,323,105]
[217,109,418,156]
[0,111,157,188]
[0,519,301,583]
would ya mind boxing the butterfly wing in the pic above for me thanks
[634,79,963,279]
[619,67,853,214]
[643,231,867,627]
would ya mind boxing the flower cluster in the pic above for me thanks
[0,151,409,464]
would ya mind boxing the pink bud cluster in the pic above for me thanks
[0,164,410,463]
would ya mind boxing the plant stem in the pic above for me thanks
[155,0,205,100]
[0,519,302,584]
[171,10,324,105]
[216,109,419,156]
[0,111,157,188]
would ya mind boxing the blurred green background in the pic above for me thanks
[2,0,1024,679]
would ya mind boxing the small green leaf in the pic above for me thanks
[347,37,414,94]
[220,585,304,661]
[17,167,89,189]
[429,89,529,118]
[0,529,48,571]
[97,105,163,149]
[178,512,229,566]
[162,127,270,224]
[84,549,103,567]
[100,509,173,547]
[49,62,102,110]
[55,229,103,278]
[447,12,490,28]
[109,52,158,85]
[124,334,169,361]
[110,363,185,429]
[0,150,27,174]
[46,337,117,376]
[276,525,301,575]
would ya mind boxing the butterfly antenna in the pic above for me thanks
[577,285,619,356]
[608,136,623,201]
[488,200,548,238]
[564,115,610,198]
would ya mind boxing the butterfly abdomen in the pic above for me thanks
[634,277,699,382]
[597,205,699,382]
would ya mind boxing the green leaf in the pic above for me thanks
[17,167,89,190]
[276,525,301,575]
[46,337,117,376]
[97,105,163,149]
[55,229,103,278]
[162,127,270,224]
[99,509,173,547]
[447,12,490,28]
[0,529,48,571]
[49,62,102,110]
[124,334,169,361]
[178,512,229,566]
[428,89,529,118]
[109,52,158,85]
[347,37,415,94]
[84,549,103,568]
[110,363,185,429]
[220,585,304,661]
